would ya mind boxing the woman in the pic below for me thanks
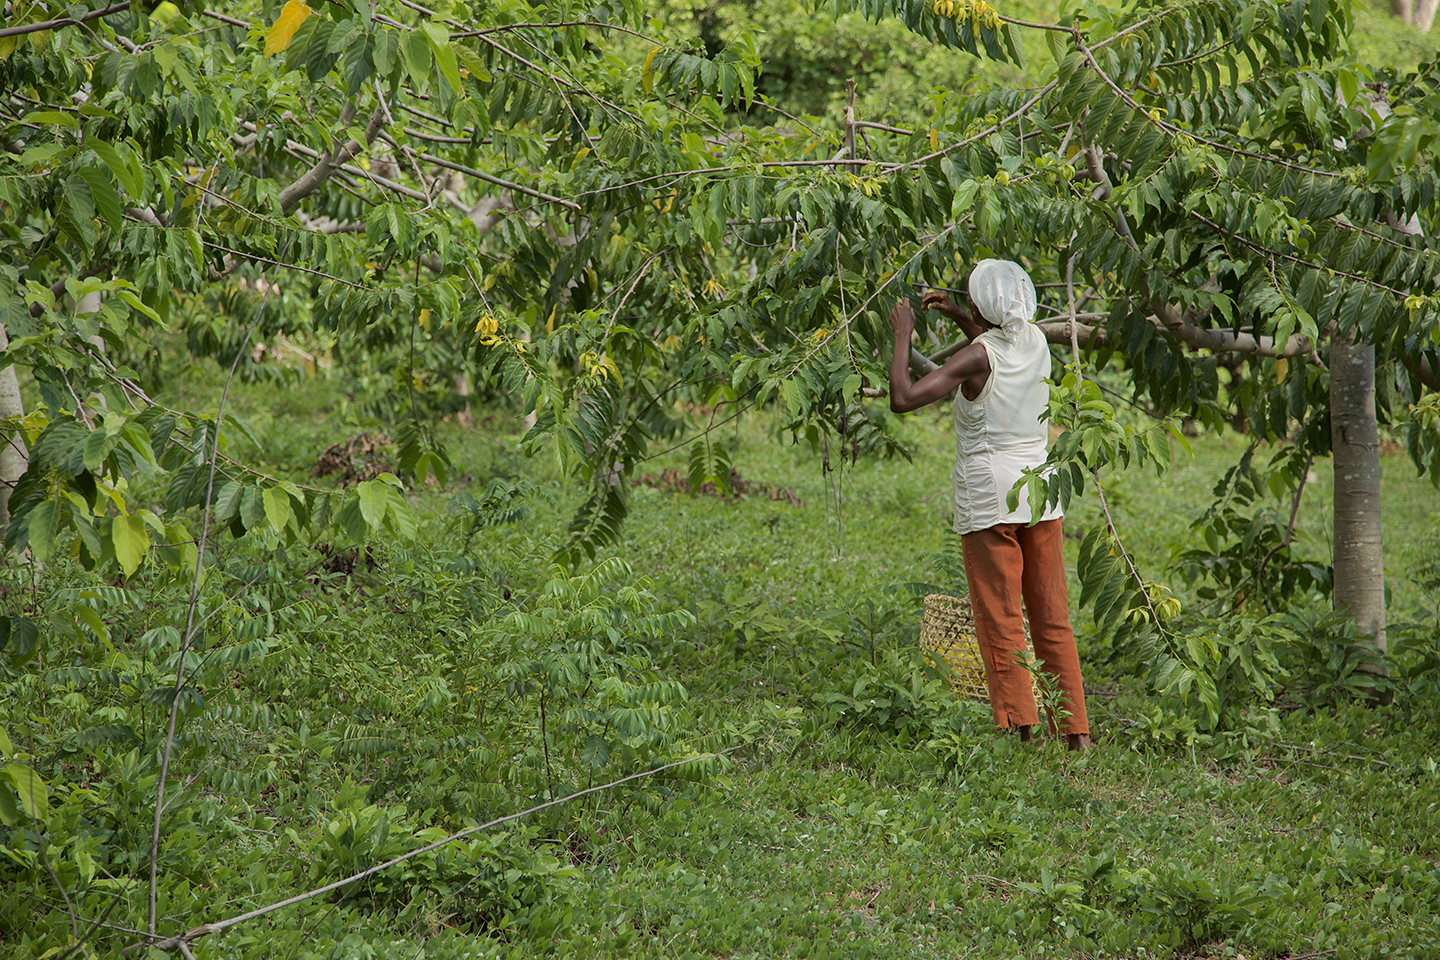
[888,259,1092,750]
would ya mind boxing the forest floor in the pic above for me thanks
[6,371,1440,959]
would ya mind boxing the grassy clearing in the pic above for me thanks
[4,365,1440,959]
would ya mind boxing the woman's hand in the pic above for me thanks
[922,288,987,340]
[889,300,916,335]
[921,289,964,320]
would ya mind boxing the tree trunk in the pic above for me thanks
[1329,332,1387,675]
[1417,0,1439,32]
[0,324,28,529]
[1393,0,1414,22]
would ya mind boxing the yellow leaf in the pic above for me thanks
[1274,358,1288,383]
[264,1,312,57]
[642,46,659,94]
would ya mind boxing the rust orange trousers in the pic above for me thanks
[960,518,1089,735]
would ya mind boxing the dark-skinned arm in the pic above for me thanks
[888,300,991,413]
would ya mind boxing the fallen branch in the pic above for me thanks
[126,750,735,954]
[148,299,266,935]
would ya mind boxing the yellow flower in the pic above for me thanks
[475,314,498,336]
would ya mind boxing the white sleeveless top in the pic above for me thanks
[952,323,1062,534]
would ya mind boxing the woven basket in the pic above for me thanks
[919,593,1038,703]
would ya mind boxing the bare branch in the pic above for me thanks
[127,751,735,954]
[200,9,251,28]
[149,302,265,935]
[416,152,582,211]
[909,346,939,377]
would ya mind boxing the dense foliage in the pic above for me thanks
[2,0,1440,956]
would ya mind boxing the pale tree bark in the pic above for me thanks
[1419,0,1440,32]
[1330,331,1387,676]
[1392,0,1438,30]
[0,325,28,529]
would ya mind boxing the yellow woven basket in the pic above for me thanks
[919,593,1038,703]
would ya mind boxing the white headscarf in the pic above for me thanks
[967,259,1037,343]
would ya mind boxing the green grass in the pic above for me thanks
[4,367,1440,958]
[81,368,1440,957]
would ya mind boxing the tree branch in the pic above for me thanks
[127,750,735,954]
[0,1,131,39]
[1149,300,1312,358]
[277,104,387,214]
[1068,27,1343,179]
[414,151,580,211]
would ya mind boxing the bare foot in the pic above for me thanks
[1066,733,1093,752]
[1017,725,1035,743]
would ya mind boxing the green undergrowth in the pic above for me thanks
[3,372,1440,959]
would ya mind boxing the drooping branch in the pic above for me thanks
[1067,27,1344,179]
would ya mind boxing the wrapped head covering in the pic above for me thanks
[967,259,1037,343]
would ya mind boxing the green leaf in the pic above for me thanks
[338,495,369,542]
[2,763,49,820]
[1,618,39,663]
[27,501,60,563]
[385,486,416,539]
[213,481,242,521]
[75,604,109,643]
[83,427,119,473]
[22,110,78,129]
[343,33,375,97]
[87,137,143,197]
[75,167,123,231]
[951,179,979,219]
[424,24,463,96]
[240,484,265,531]
[373,27,400,79]
[582,734,611,769]
[117,288,166,328]
[263,486,294,533]
[357,480,388,530]
[0,785,18,828]
[401,29,431,89]
[453,41,491,83]
[112,514,150,577]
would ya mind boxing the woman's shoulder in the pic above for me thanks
[977,323,1046,355]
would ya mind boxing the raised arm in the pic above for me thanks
[888,300,991,413]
